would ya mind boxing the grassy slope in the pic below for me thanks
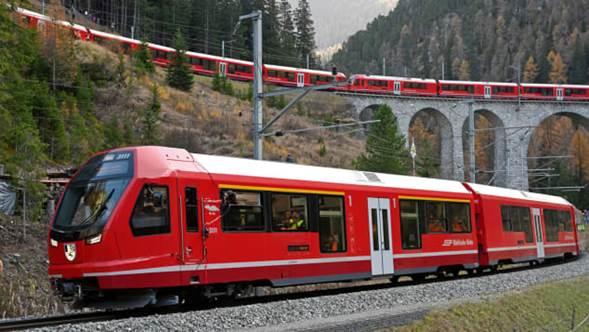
[390,277,589,332]
[80,40,364,169]
[391,229,589,332]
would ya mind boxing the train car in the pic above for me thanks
[465,183,579,268]
[520,83,560,101]
[562,84,589,101]
[48,146,481,307]
[438,80,477,98]
[346,75,437,96]
[438,80,520,99]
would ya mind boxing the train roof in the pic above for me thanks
[355,75,437,83]
[193,153,470,195]
[264,64,344,76]
[467,183,571,206]
[439,80,518,86]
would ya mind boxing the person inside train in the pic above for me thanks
[427,213,445,232]
[451,216,466,232]
[287,211,305,230]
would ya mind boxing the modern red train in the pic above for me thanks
[48,146,581,307]
[14,7,589,102]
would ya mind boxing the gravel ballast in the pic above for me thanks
[36,255,589,331]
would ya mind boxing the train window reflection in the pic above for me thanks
[130,185,170,236]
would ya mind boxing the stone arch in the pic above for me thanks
[358,104,391,134]
[461,109,507,186]
[528,112,589,192]
[408,108,454,179]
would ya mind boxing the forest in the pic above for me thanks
[55,0,319,68]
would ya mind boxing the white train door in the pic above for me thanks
[368,198,394,276]
[393,81,401,95]
[556,88,564,101]
[219,62,227,77]
[532,208,545,259]
[484,86,492,99]
[297,73,305,87]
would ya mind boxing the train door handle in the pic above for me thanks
[185,246,193,256]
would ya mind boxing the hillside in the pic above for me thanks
[332,0,589,84]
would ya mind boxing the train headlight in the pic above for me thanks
[86,234,102,245]
[50,238,58,247]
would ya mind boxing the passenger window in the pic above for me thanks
[130,185,170,236]
[447,203,471,233]
[400,200,421,249]
[319,196,346,253]
[221,190,264,232]
[500,205,533,242]
[271,193,309,231]
[185,187,198,232]
[425,202,446,233]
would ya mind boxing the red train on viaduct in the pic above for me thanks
[15,7,589,102]
[48,147,581,307]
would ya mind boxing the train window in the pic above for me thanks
[404,82,426,90]
[400,200,421,249]
[500,205,533,242]
[271,193,309,232]
[221,190,264,232]
[185,187,198,232]
[565,88,586,96]
[544,209,573,242]
[492,86,515,94]
[268,70,278,77]
[447,203,471,233]
[319,196,346,253]
[130,185,170,237]
[367,80,388,87]
[424,202,447,233]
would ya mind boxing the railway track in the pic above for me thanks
[0,256,578,331]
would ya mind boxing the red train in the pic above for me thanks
[14,7,589,101]
[48,146,581,307]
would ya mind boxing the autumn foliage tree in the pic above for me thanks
[523,56,539,83]
[547,50,568,84]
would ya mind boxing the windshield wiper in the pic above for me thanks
[77,188,115,227]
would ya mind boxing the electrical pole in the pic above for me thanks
[42,0,45,15]
[222,40,225,58]
[131,0,137,39]
[382,58,386,76]
[306,54,310,69]
[468,100,476,183]
[236,11,265,160]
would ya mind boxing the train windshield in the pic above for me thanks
[53,152,133,230]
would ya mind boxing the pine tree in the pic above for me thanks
[142,84,161,145]
[264,0,282,63]
[133,40,155,74]
[279,0,297,60]
[294,0,317,68]
[523,56,539,83]
[416,140,440,178]
[166,31,194,91]
[354,105,411,175]
[570,43,587,84]
[547,50,568,84]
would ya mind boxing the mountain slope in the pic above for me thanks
[333,0,589,83]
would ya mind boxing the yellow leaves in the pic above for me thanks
[523,56,539,83]
[547,50,567,84]
[569,129,589,181]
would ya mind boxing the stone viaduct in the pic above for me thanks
[341,93,589,191]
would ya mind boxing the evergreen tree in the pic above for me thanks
[294,0,317,68]
[279,0,297,60]
[264,0,282,63]
[570,42,587,84]
[523,56,539,83]
[354,105,411,175]
[104,117,124,149]
[416,140,440,178]
[166,31,194,91]
[142,84,161,145]
[133,40,155,74]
